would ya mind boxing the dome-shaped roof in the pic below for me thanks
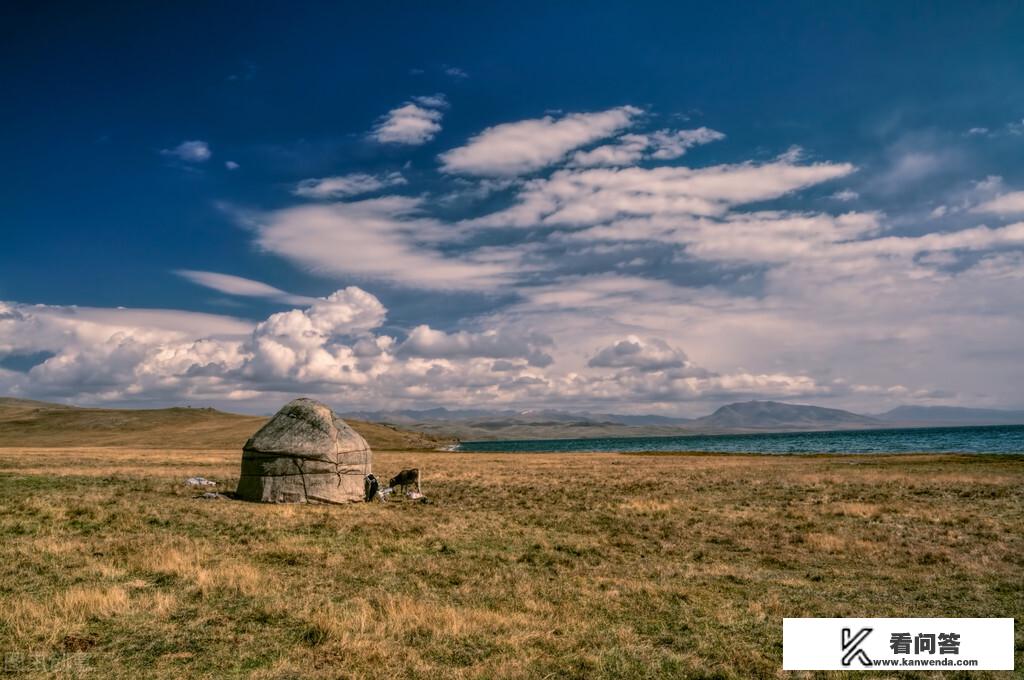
[244,397,369,458]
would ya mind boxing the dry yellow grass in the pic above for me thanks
[0,447,1020,678]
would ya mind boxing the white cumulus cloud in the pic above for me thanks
[372,96,447,145]
[588,336,706,374]
[972,191,1024,215]
[399,325,553,367]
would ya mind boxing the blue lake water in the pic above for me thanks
[456,425,1024,454]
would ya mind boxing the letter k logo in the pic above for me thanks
[841,627,873,667]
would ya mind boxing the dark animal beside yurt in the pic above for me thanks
[388,468,420,493]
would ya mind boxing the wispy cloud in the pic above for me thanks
[830,189,859,202]
[293,172,406,199]
[569,127,725,168]
[570,134,651,168]
[439,106,642,176]
[464,159,856,227]
[160,140,211,162]
[251,196,517,289]
[648,127,725,160]
[175,270,314,305]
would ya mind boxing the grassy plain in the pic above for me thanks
[0,446,1021,678]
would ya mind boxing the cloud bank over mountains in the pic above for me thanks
[0,290,904,410]
[4,104,1024,413]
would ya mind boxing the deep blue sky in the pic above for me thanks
[4,2,1022,313]
[2,2,1024,412]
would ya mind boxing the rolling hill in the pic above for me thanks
[0,398,452,450]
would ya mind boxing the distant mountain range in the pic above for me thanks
[2,396,1021,446]
[345,406,694,426]
[687,401,881,432]
[342,406,696,441]
[344,400,1024,441]
[875,405,1024,426]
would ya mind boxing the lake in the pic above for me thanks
[456,424,1024,454]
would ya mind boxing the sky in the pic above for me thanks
[2,2,1024,416]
